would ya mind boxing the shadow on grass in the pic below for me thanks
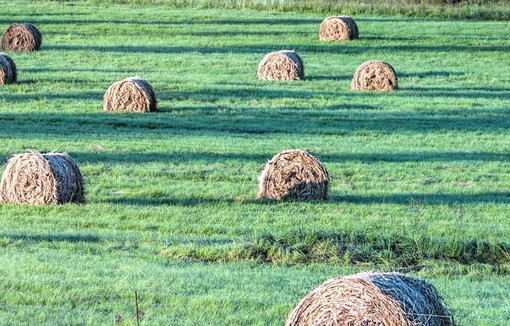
[102,191,510,207]
[16,78,98,85]
[3,84,509,104]
[334,192,510,205]
[1,101,510,137]
[306,75,352,81]
[24,67,136,74]
[67,151,510,165]
[0,17,322,26]
[399,71,466,79]
[42,43,510,55]
[0,233,101,243]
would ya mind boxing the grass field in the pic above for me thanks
[1,1,510,325]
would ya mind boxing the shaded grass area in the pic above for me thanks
[1,2,510,325]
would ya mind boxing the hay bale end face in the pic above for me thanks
[286,272,454,326]
[0,152,85,205]
[1,23,42,52]
[319,16,359,41]
[0,52,16,84]
[352,60,398,91]
[258,50,304,81]
[103,76,157,113]
[257,150,329,200]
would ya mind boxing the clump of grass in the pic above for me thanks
[160,230,510,267]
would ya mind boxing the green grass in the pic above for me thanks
[60,0,510,20]
[1,1,510,325]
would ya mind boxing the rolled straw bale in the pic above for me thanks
[258,50,304,81]
[0,152,85,205]
[103,76,157,113]
[257,150,329,200]
[319,16,359,41]
[352,60,398,91]
[0,52,16,84]
[1,23,42,51]
[286,272,454,326]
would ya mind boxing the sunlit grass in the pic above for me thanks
[0,2,509,324]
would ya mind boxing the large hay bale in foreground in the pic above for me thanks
[286,272,454,326]
[258,50,304,81]
[0,152,85,205]
[257,150,329,200]
[1,23,42,52]
[319,16,359,41]
[352,60,398,91]
[103,76,157,112]
[0,52,16,84]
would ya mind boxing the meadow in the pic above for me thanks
[0,1,509,325]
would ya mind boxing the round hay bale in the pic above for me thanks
[0,152,85,205]
[319,16,359,41]
[351,60,398,92]
[1,23,42,52]
[257,50,304,81]
[0,52,16,84]
[286,272,454,326]
[103,76,157,113]
[257,150,329,200]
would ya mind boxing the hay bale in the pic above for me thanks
[286,272,454,326]
[103,76,157,113]
[352,60,398,91]
[1,23,42,52]
[0,52,16,84]
[257,150,329,200]
[0,152,85,205]
[319,16,359,41]
[258,50,304,81]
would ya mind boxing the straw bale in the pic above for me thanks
[286,272,454,326]
[0,152,85,205]
[0,52,16,84]
[103,76,157,113]
[1,23,42,51]
[258,50,304,81]
[257,150,329,200]
[319,16,359,41]
[352,60,398,91]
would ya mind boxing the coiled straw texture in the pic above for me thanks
[258,50,304,81]
[258,150,329,200]
[0,52,16,84]
[319,16,359,41]
[352,60,398,91]
[1,23,42,51]
[103,76,157,113]
[286,272,454,326]
[0,152,85,205]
